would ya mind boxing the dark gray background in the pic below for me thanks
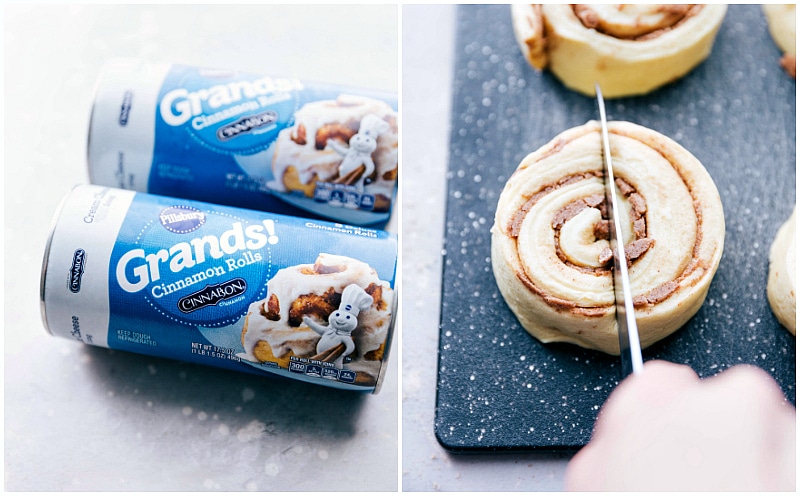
[436,4,796,452]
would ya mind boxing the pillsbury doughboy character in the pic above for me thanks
[303,284,373,368]
[326,114,390,192]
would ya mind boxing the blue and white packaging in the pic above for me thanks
[41,185,397,392]
[87,60,398,227]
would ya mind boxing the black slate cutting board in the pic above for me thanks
[435,4,796,452]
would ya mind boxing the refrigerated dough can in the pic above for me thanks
[41,185,397,392]
[87,59,398,227]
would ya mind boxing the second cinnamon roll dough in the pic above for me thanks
[767,208,796,335]
[491,121,725,355]
[511,4,728,98]
[763,4,796,78]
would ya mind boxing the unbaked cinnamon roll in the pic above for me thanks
[491,121,725,355]
[511,4,728,97]
[763,5,796,78]
[767,208,796,335]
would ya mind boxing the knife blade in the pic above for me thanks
[595,83,644,378]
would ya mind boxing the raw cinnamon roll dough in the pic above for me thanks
[762,4,796,78]
[511,4,728,97]
[767,208,796,335]
[491,121,725,355]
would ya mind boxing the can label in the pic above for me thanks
[42,185,397,392]
[88,61,398,227]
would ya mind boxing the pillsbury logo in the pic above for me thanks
[159,206,206,234]
[68,249,87,293]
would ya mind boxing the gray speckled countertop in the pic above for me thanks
[401,5,570,491]
[4,5,397,492]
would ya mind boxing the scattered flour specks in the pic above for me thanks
[148,364,157,375]
[197,411,208,421]
[264,461,280,477]
[218,423,231,436]
[237,420,266,442]
[182,406,193,416]
[241,387,255,402]
[245,481,258,491]
[318,449,329,460]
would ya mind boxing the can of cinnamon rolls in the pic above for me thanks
[40,185,398,392]
[87,60,398,227]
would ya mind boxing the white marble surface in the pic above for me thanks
[4,5,398,492]
[401,5,570,492]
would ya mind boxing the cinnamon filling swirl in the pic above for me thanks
[572,4,702,40]
[511,4,727,97]
[505,168,681,310]
[491,121,725,354]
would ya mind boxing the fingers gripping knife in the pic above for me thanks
[595,83,645,378]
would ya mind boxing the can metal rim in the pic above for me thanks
[371,283,399,394]
[85,98,97,183]
[85,60,115,185]
[39,184,82,336]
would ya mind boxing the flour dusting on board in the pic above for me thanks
[435,4,795,452]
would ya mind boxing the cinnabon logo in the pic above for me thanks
[216,111,278,141]
[119,90,133,126]
[68,249,87,293]
[178,278,247,313]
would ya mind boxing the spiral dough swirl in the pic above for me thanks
[491,121,725,355]
[511,4,728,97]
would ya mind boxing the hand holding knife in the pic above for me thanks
[595,83,644,378]
[570,93,795,489]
